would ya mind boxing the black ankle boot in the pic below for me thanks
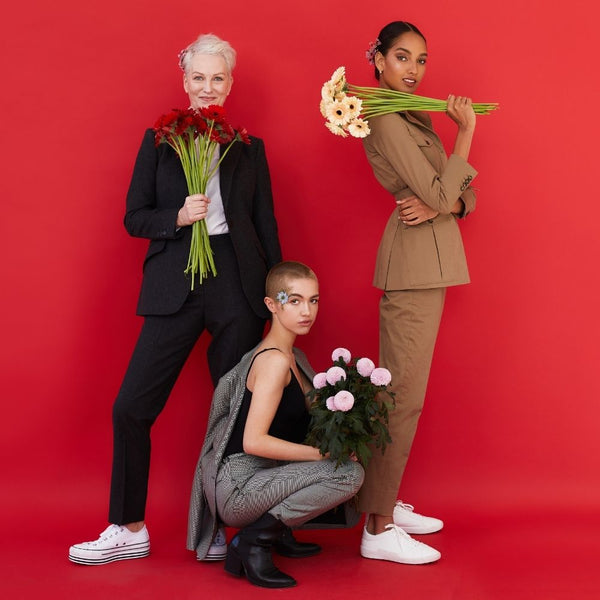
[273,526,322,558]
[224,514,296,588]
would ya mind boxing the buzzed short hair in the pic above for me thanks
[265,261,317,299]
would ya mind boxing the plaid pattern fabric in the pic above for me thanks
[216,453,364,529]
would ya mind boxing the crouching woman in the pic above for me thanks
[187,261,364,588]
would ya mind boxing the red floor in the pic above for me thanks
[4,502,599,599]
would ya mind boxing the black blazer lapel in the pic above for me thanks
[219,141,243,211]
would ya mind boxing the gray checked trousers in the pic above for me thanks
[215,453,364,529]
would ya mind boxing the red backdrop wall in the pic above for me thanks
[2,0,598,536]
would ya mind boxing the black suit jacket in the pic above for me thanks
[124,129,281,318]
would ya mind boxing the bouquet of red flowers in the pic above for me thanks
[306,347,395,467]
[153,106,250,289]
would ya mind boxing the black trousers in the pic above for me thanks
[109,235,266,524]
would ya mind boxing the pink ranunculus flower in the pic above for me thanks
[325,396,337,411]
[370,367,392,386]
[331,347,352,363]
[356,357,375,377]
[326,366,347,385]
[312,372,328,389]
[333,390,355,412]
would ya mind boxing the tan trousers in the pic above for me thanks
[358,287,446,515]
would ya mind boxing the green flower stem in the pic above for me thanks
[347,84,498,116]
[168,130,217,290]
[163,118,246,290]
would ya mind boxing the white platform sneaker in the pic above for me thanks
[200,527,228,561]
[69,524,150,565]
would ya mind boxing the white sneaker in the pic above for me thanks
[393,501,443,534]
[69,524,150,565]
[200,527,227,561]
[360,524,441,565]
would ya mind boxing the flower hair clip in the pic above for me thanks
[177,48,188,72]
[276,290,289,306]
[365,39,381,65]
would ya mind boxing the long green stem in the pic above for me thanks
[347,84,498,116]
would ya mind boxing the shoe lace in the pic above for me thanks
[395,501,415,513]
[385,524,429,548]
[98,524,123,542]
[212,527,226,546]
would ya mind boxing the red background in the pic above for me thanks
[2,0,599,597]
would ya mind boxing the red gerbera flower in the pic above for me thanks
[200,104,226,123]
[236,127,251,145]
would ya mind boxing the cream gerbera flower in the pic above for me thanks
[319,98,330,118]
[321,80,337,102]
[329,66,346,93]
[347,118,371,138]
[325,121,348,137]
[344,95,362,121]
[325,98,354,126]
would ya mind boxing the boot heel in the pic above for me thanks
[224,548,243,577]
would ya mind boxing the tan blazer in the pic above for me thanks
[363,111,477,290]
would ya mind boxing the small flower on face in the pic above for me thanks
[326,366,347,385]
[332,347,352,363]
[370,367,392,386]
[325,396,337,411]
[333,390,355,412]
[325,121,348,137]
[347,118,371,138]
[356,357,375,377]
[276,290,289,305]
[313,372,328,389]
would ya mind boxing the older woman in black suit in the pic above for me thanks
[69,33,281,565]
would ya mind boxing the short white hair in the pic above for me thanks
[178,33,236,74]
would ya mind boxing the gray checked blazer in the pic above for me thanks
[186,344,315,558]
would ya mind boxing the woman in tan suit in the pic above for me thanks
[357,21,478,564]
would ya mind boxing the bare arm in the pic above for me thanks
[243,352,323,462]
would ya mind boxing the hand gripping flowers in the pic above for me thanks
[153,106,251,289]
[320,66,498,138]
[306,347,395,467]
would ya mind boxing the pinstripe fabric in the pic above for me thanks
[216,453,364,528]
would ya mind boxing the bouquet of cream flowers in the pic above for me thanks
[305,347,395,467]
[320,66,498,138]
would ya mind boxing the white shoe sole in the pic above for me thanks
[360,545,441,565]
[395,522,444,535]
[69,543,150,565]
[199,548,227,562]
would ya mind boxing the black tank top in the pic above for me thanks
[224,348,310,457]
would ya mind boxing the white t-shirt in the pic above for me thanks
[204,147,229,235]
